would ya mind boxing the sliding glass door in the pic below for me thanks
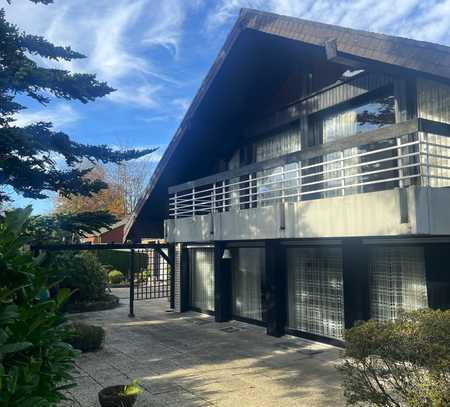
[286,247,344,340]
[189,248,215,312]
[232,247,266,322]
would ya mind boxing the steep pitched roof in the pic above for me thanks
[124,8,450,241]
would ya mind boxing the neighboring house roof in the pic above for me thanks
[89,218,128,239]
[124,7,450,241]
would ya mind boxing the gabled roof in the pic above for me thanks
[124,8,450,241]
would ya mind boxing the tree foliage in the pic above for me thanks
[0,2,156,202]
[0,207,78,406]
[338,309,450,407]
[55,157,154,218]
[54,165,126,219]
[29,210,117,244]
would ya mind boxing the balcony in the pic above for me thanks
[165,118,450,243]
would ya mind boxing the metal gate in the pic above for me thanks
[129,245,174,317]
[31,243,174,319]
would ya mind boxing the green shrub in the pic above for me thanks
[67,322,105,352]
[338,309,450,407]
[51,251,108,303]
[0,207,78,405]
[108,269,124,284]
[96,249,131,276]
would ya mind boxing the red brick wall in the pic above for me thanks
[99,225,125,244]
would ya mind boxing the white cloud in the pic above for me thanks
[207,0,450,45]
[138,148,164,163]
[172,98,191,115]
[142,0,185,55]
[109,144,165,163]
[14,104,81,129]
[4,0,198,110]
[107,84,162,109]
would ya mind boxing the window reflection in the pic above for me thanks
[307,89,397,198]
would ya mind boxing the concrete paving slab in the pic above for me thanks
[66,291,345,406]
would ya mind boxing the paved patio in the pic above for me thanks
[63,288,346,406]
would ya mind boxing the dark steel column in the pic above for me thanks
[180,245,190,312]
[265,240,286,337]
[214,243,232,322]
[342,238,370,328]
[128,248,135,318]
[168,244,176,310]
[424,243,450,310]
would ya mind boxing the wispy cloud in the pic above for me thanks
[4,0,199,111]
[14,104,81,129]
[207,0,450,45]
[107,84,162,109]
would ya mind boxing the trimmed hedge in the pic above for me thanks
[67,322,105,352]
[64,294,119,313]
[96,249,149,279]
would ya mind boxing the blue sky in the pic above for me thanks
[5,0,450,214]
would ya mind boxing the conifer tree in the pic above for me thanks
[0,0,155,202]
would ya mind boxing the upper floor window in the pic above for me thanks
[308,87,395,146]
[254,122,301,162]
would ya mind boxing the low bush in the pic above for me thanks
[50,251,108,303]
[67,322,105,352]
[108,269,125,284]
[338,309,450,407]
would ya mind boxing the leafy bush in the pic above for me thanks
[0,207,79,406]
[108,270,124,284]
[67,322,105,352]
[338,309,450,407]
[50,251,108,303]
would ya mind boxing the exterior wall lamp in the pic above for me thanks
[222,249,232,259]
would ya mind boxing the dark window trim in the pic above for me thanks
[232,315,267,327]
[285,328,345,348]
[189,306,215,316]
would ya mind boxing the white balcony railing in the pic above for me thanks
[168,119,450,219]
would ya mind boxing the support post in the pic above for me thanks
[342,239,370,328]
[180,245,190,312]
[169,244,175,310]
[214,243,232,322]
[265,240,286,337]
[128,248,135,318]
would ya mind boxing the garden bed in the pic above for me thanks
[108,283,129,289]
[65,294,120,313]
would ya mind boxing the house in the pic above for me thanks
[125,8,450,344]
[82,218,128,244]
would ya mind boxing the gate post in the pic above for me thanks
[129,248,135,318]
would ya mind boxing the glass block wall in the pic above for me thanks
[286,247,344,340]
[369,246,428,321]
[232,248,265,321]
[189,248,215,311]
